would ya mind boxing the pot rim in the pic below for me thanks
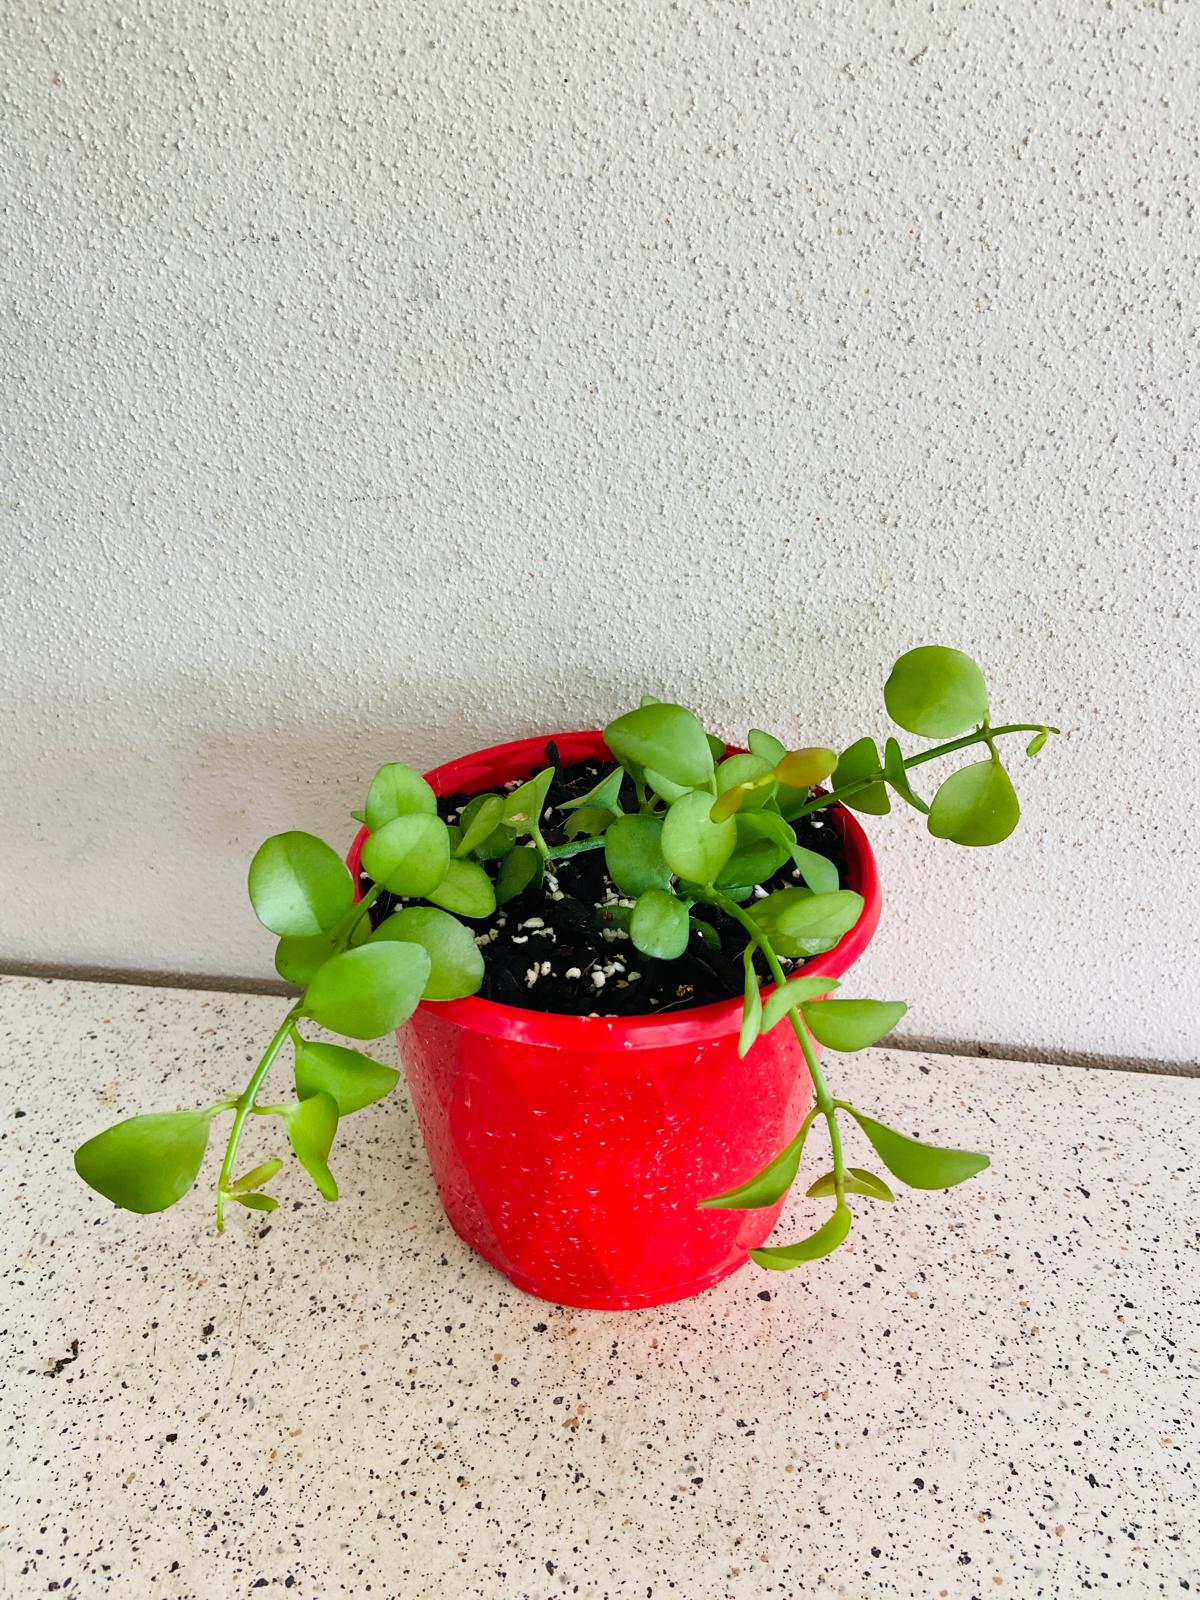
[347,729,881,1050]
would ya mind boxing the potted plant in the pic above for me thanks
[75,647,1056,1309]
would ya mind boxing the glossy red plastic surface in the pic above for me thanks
[347,731,881,1309]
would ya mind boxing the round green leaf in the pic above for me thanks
[365,763,438,833]
[247,832,354,938]
[456,793,512,860]
[629,888,691,961]
[661,790,737,885]
[284,1090,339,1200]
[501,768,554,835]
[424,858,497,919]
[789,842,840,896]
[748,728,787,765]
[714,813,791,890]
[716,753,777,809]
[371,906,484,999]
[274,900,372,986]
[749,888,864,958]
[800,997,908,1051]
[604,815,672,897]
[293,1038,401,1114]
[884,646,989,737]
[275,928,339,986]
[845,1107,990,1190]
[928,760,1020,846]
[496,845,542,904]
[455,793,506,856]
[603,702,715,789]
[833,736,891,816]
[750,1203,852,1269]
[302,942,431,1038]
[360,814,451,898]
[74,1109,214,1214]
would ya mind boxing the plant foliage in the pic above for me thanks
[74,646,1055,1269]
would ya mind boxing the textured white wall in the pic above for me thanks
[2,1,1197,1063]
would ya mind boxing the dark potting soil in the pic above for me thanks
[361,746,849,1018]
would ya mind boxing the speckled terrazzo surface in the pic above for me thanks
[1,976,1196,1598]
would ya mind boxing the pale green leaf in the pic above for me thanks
[760,974,837,1033]
[928,760,1020,846]
[629,888,690,960]
[228,1158,284,1193]
[247,832,354,938]
[883,737,930,814]
[557,767,625,815]
[284,1091,339,1201]
[604,702,715,789]
[371,906,484,999]
[455,793,506,856]
[749,888,864,959]
[845,1107,990,1190]
[75,1109,215,1214]
[750,1204,852,1269]
[800,997,908,1051]
[748,728,787,765]
[302,942,431,1038]
[661,790,737,884]
[424,858,497,919]
[293,1038,401,1114]
[884,646,989,737]
[833,736,891,816]
[699,1115,815,1209]
[496,845,542,904]
[365,763,438,832]
[604,815,672,896]
[360,814,451,898]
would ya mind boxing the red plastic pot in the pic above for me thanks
[347,731,880,1310]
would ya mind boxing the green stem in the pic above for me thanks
[712,889,845,1206]
[788,721,1057,820]
[348,882,384,930]
[214,882,384,1231]
[545,836,606,862]
[215,1005,302,1233]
